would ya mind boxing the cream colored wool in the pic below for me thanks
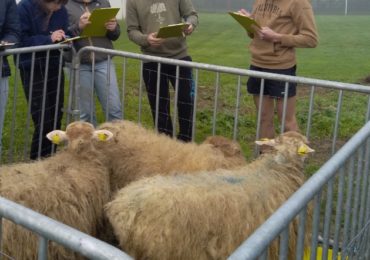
[106,131,314,260]
[97,120,246,193]
[0,122,113,260]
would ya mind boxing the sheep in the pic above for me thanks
[105,131,315,260]
[96,120,246,193]
[0,121,115,260]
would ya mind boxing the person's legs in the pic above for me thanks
[143,62,173,137]
[168,56,194,142]
[20,66,47,160]
[78,63,96,124]
[253,95,276,139]
[276,95,299,132]
[93,60,122,122]
[0,77,9,155]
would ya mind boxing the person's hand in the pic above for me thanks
[79,11,91,30]
[105,18,117,31]
[148,32,164,47]
[183,23,194,36]
[238,8,251,17]
[50,29,66,43]
[258,27,282,43]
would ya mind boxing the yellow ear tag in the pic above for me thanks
[298,145,308,155]
[51,134,61,145]
[97,132,108,141]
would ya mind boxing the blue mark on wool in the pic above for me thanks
[221,176,244,184]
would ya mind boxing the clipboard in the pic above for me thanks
[60,36,84,44]
[156,23,189,38]
[228,12,261,34]
[81,7,120,37]
[0,42,16,51]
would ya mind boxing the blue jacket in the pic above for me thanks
[17,0,69,69]
[0,0,21,77]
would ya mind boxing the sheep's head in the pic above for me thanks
[46,121,113,154]
[203,135,244,158]
[255,131,314,164]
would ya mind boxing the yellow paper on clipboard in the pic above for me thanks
[81,7,120,37]
[156,23,189,38]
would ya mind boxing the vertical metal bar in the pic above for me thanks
[66,62,74,125]
[191,69,198,141]
[51,50,64,154]
[121,57,127,119]
[280,82,289,134]
[342,156,355,258]
[322,179,334,260]
[331,90,343,155]
[254,78,265,157]
[8,54,20,163]
[333,168,345,258]
[23,52,35,160]
[305,85,315,140]
[37,236,48,260]
[172,66,180,139]
[310,191,322,260]
[105,55,112,121]
[37,50,51,159]
[365,95,370,122]
[233,76,242,140]
[90,52,95,123]
[154,63,161,132]
[350,147,364,240]
[212,72,220,135]
[138,61,144,124]
[278,227,289,260]
[358,140,370,232]
[72,53,81,122]
[296,207,307,260]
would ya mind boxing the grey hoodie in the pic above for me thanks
[65,0,120,64]
[125,0,198,59]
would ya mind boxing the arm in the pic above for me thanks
[180,0,198,35]
[279,0,318,48]
[17,4,53,46]
[105,19,120,41]
[126,0,150,47]
[2,0,21,44]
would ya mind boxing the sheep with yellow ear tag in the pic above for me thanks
[0,121,114,260]
[105,131,315,260]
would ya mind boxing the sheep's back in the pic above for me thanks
[106,167,306,260]
[0,153,110,260]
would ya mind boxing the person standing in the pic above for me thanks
[65,0,122,125]
[0,0,21,157]
[126,0,198,142]
[239,0,318,141]
[17,0,68,160]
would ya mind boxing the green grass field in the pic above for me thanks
[2,14,370,169]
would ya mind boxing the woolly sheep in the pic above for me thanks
[97,120,246,193]
[105,131,315,260]
[0,122,114,260]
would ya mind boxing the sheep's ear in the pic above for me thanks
[93,130,113,141]
[297,144,315,155]
[46,130,68,145]
[255,138,276,147]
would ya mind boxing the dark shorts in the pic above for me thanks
[247,65,297,98]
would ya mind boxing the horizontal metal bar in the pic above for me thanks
[228,120,370,260]
[0,197,132,260]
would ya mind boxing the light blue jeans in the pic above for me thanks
[78,60,122,125]
[0,77,9,155]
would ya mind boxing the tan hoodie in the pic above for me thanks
[250,0,318,69]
